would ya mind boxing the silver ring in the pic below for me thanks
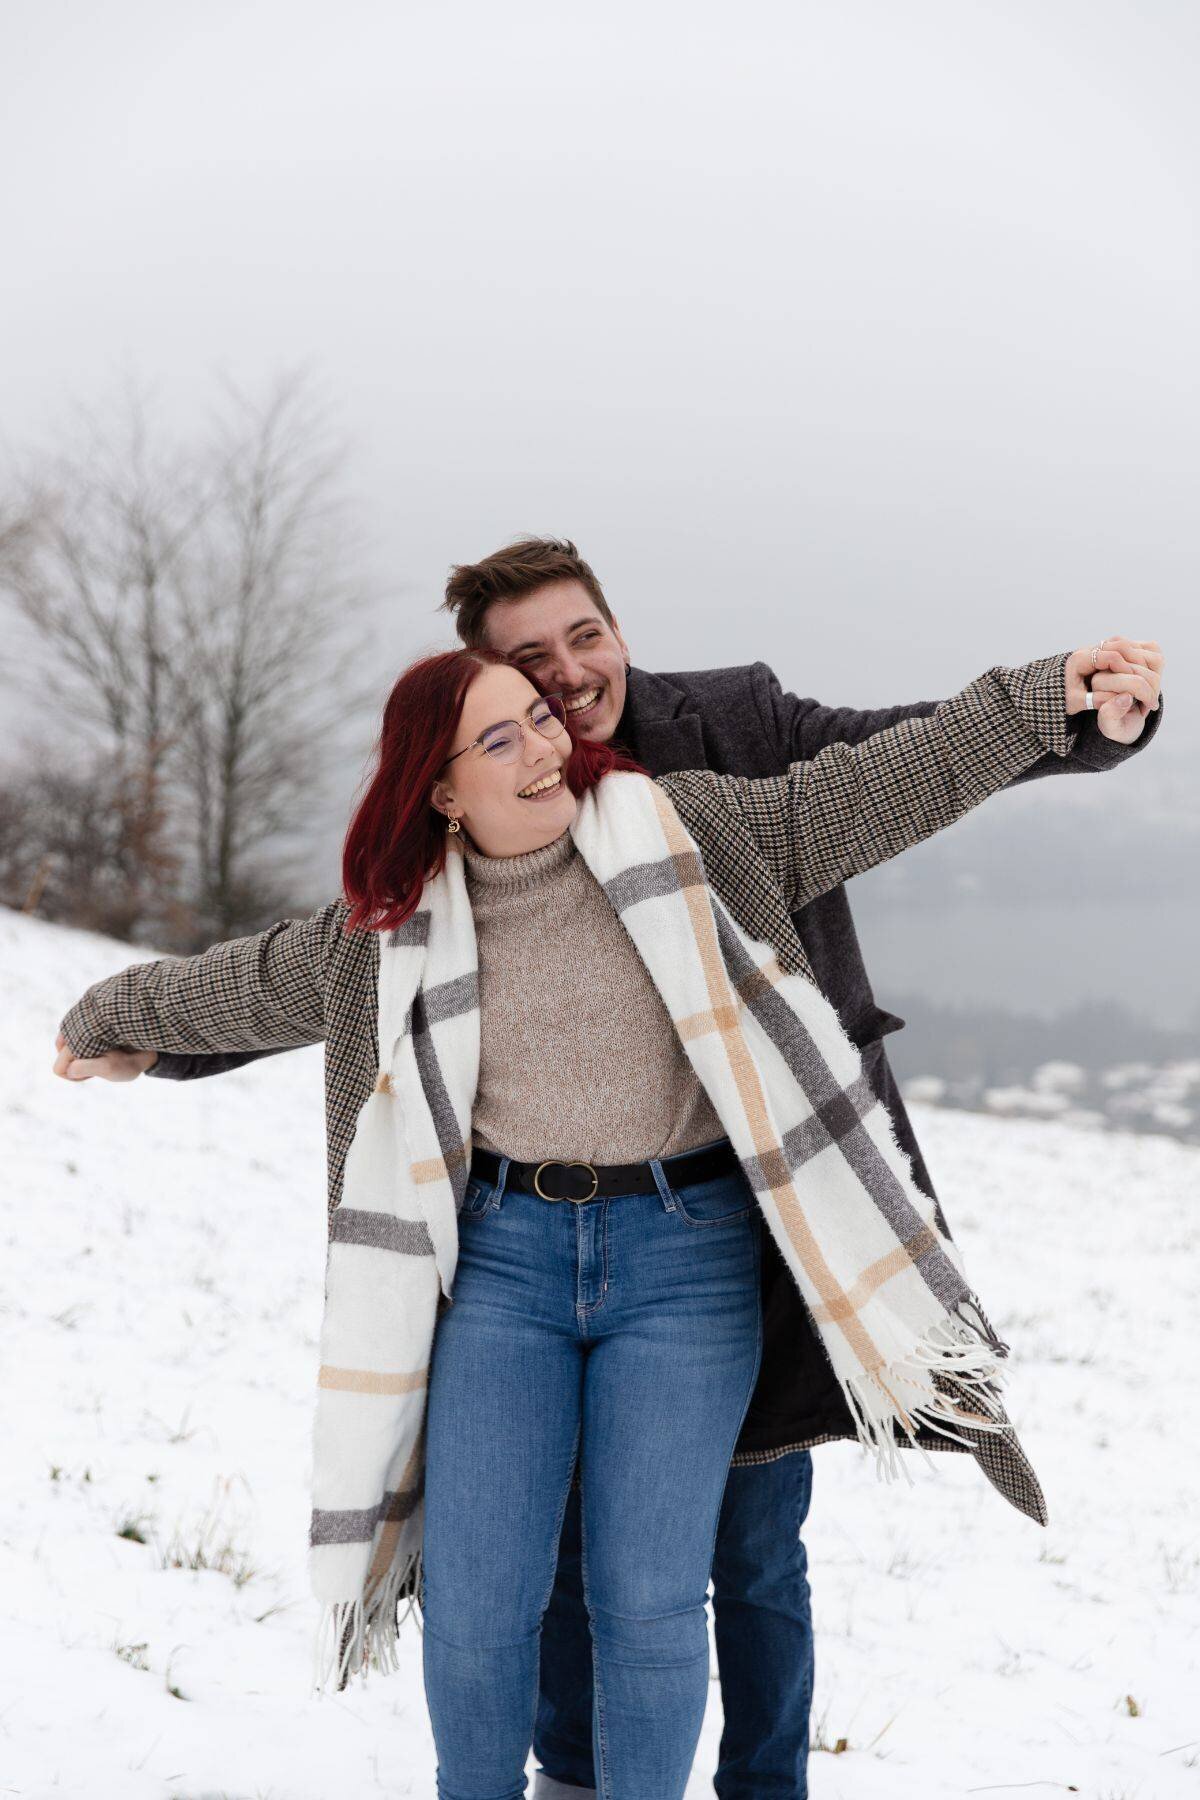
[1084,691,1095,711]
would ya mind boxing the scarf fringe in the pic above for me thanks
[842,1300,1010,1483]
[311,1549,424,1696]
[312,1597,362,1698]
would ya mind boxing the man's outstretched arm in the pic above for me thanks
[679,643,1159,917]
[753,635,1164,778]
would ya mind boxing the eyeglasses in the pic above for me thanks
[443,693,568,767]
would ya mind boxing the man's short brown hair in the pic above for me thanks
[442,537,614,647]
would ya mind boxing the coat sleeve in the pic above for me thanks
[749,659,1163,780]
[752,666,942,757]
[706,652,1114,912]
[59,901,345,1062]
[145,1046,293,1081]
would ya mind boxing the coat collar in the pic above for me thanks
[615,665,709,776]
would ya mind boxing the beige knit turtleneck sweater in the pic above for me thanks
[461,828,726,1165]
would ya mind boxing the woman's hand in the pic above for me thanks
[53,1030,157,1082]
[1065,637,1163,744]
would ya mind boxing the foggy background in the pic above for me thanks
[4,17,1197,1789]
[2,0,1196,1098]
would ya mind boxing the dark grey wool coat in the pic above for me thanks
[132,659,1162,1465]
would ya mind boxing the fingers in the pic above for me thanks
[1089,669,1159,711]
[1098,635,1163,673]
[1088,647,1144,677]
[1064,648,1101,710]
[52,1032,87,1081]
[1094,690,1143,743]
[53,1039,109,1081]
[53,1039,154,1082]
[1092,635,1165,695]
[1072,638,1165,719]
[53,1041,96,1080]
[1091,642,1162,714]
[1066,646,1130,713]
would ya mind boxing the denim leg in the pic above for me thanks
[580,1174,763,1800]
[424,1161,763,1799]
[422,1189,584,1800]
[532,1472,599,1796]
[711,1452,815,1799]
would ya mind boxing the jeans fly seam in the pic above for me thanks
[575,1200,609,1321]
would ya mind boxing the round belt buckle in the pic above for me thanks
[533,1160,599,1203]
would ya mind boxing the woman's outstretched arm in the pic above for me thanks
[750,634,1164,780]
[54,899,345,1078]
[675,644,1161,914]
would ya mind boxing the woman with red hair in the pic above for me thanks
[55,636,1153,1798]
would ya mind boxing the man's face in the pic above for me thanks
[481,579,631,744]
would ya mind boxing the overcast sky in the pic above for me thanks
[2,0,1195,743]
[2,0,1196,1036]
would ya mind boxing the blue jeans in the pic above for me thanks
[421,1150,763,1800]
[534,1454,815,1798]
[711,1453,814,1796]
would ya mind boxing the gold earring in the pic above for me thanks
[447,816,461,835]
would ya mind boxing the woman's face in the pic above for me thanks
[430,663,579,858]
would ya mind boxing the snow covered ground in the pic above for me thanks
[3,903,1198,1799]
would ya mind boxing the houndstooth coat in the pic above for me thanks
[59,651,1147,1504]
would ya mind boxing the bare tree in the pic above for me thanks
[0,372,377,947]
[175,373,376,938]
[0,389,205,937]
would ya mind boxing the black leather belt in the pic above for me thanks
[470,1138,737,1203]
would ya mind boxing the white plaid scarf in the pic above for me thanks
[310,771,1017,1691]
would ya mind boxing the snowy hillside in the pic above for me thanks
[2,904,1199,1799]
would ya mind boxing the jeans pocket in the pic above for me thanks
[669,1171,754,1228]
[459,1175,496,1218]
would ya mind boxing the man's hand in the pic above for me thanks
[1065,637,1163,745]
[53,1030,157,1082]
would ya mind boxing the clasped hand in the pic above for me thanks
[1064,636,1163,743]
[52,1032,156,1084]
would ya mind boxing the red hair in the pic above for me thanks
[342,648,646,932]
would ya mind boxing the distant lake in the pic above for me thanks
[850,888,1197,1032]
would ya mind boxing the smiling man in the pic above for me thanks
[490,588,630,738]
[117,537,1162,1799]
